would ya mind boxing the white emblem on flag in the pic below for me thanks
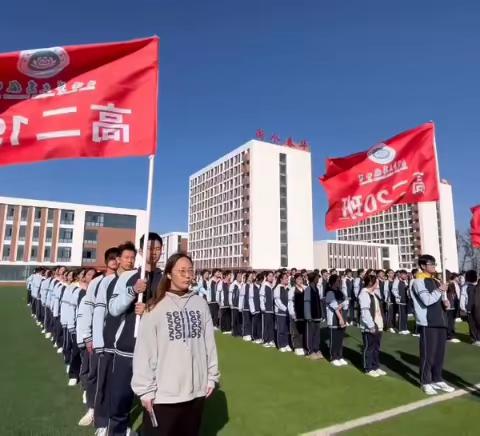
[17,47,70,79]
[367,143,396,165]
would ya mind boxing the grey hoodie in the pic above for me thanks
[131,291,220,404]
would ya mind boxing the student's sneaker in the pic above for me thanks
[95,428,107,436]
[82,390,87,404]
[268,341,276,347]
[68,378,78,386]
[399,330,411,335]
[331,360,343,367]
[294,348,305,356]
[431,382,455,393]
[126,428,138,436]
[242,335,252,341]
[41,329,46,334]
[53,343,58,349]
[412,333,420,337]
[222,331,232,335]
[66,365,70,374]
[389,328,396,334]
[422,384,438,395]
[285,346,293,352]
[263,342,272,348]
[473,341,480,347]
[45,332,52,339]
[339,359,348,366]
[78,408,94,426]
[366,370,380,378]
[254,339,263,344]
[448,338,461,343]
[57,347,63,354]
[375,369,387,376]
[280,347,289,353]
[315,352,324,359]
[455,318,462,323]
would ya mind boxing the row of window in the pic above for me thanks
[3,204,75,224]
[3,225,73,243]
[190,198,245,222]
[85,212,136,229]
[189,234,245,250]
[190,152,248,188]
[190,187,247,214]
[2,245,71,262]
[190,174,246,202]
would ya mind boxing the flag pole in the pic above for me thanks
[135,154,155,338]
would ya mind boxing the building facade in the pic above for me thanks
[0,196,146,280]
[188,140,314,270]
[337,182,459,272]
[314,240,399,271]
[157,232,188,269]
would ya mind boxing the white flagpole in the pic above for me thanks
[134,154,155,338]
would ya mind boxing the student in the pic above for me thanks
[320,269,329,319]
[392,270,410,334]
[353,269,365,325]
[460,270,480,345]
[326,275,347,366]
[239,272,253,341]
[108,233,163,436]
[260,271,275,348]
[384,269,396,334]
[289,268,297,287]
[249,273,263,343]
[446,274,461,343]
[202,269,220,329]
[26,271,34,306]
[132,253,220,436]
[342,269,355,325]
[197,270,211,301]
[230,272,242,337]
[274,272,291,352]
[218,271,232,334]
[359,274,387,377]
[288,273,306,356]
[39,270,53,332]
[411,255,455,395]
[304,272,323,359]
[52,269,68,351]
[30,267,44,319]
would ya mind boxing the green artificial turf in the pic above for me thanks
[1,286,478,436]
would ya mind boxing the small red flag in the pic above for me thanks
[470,205,480,248]
[319,122,440,231]
[0,37,159,167]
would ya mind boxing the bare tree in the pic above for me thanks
[456,229,480,273]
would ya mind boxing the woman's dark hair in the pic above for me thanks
[363,274,377,289]
[147,253,193,310]
[328,274,340,289]
[279,272,289,282]
[293,273,303,284]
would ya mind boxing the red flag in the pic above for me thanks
[470,205,480,248]
[0,37,159,167]
[320,122,439,231]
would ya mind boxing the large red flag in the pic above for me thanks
[0,37,158,167]
[320,122,440,231]
[470,205,480,248]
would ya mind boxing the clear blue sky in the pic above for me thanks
[0,0,478,239]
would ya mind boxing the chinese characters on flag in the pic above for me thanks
[319,122,440,231]
[0,37,159,166]
[470,205,480,248]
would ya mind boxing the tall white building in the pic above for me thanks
[188,140,314,270]
[337,182,459,272]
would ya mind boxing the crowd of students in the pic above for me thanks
[25,238,480,434]
[26,233,219,436]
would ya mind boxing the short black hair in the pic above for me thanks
[399,269,408,275]
[139,232,163,249]
[118,241,137,256]
[418,254,436,269]
[465,270,477,283]
[320,269,328,275]
[345,268,352,274]
[104,247,120,263]
[307,272,319,283]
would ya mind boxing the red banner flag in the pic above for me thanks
[0,36,159,167]
[470,205,480,248]
[320,122,440,231]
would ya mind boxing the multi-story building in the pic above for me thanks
[157,232,188,269]
[0,196,146,280]
[314,240,399,271]
[337,182,459,272]
[188,139,314,271]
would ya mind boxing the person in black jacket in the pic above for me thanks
[304,272,323,360]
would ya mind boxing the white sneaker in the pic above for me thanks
[254,339,263,344]
[68,378,77,386]
[339,359,348,366]
[473,341,480,347]
[389,328,396,334]
[448,338,461,343]
[431,382,455,393]
[294,348,305,356]
[95,428,107,436]
[126,428,137,436]
[400,330,411,335]
[455,318,462,323]
[82,390,87,404]
[412,333,420,337]
[78,408,94,426]
[57,347,63,354]
[66,365,70,374]
[376,369,387,376]
[331,360,342,367]
[280,347,289,353]
[422,384,438,395]
[242,335,252,341]
[367,370,380,378]
[45,332,52,339]
[269,341,276,347]
[53,343,58,349]
[285,346,293,352]
[222,331,232,335]
[41,329,46,334]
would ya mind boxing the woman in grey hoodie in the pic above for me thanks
[132,253,220,436]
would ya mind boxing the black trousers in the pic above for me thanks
[251,313,262,340]
[242,310,252,337]
[397,304,408,331]
[31,298,37,316]
[467,313,480,342]
[231,309,242,337]
[262,313,274,343]
[219,308,231,332]
[63,327,72,364]
[27,289,31,305]
[419,326,447,385]
[320,299,327,321]
[68,333,82,380]
[36,302,43,323]
[108,353,134,435]
[276,315,289,348]
[208,303,219,328]
[362,331,382,372]
[142,397,205,436]
[385,303,395,330]
[95,352,114,429]
[54,317,63,347]
[348,298,356,323]
[329,327,345,361]
[291,320,305,350]
[446,310,456,339]
[305,321,321,354]
[80,350,98,409]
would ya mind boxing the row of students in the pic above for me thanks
[26,235,219,436]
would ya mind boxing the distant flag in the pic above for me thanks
[470,205,480,248]
[319,122,440,231]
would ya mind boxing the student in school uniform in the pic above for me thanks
[384,269,397,333]
[239,272,253,341]
[55,270,72,353]
[197,270,211,300]
[392,270,410,334]
[288,273,306,356]
[326,275,348,366]
[411,254,455,395]
[39,270,53,332]
[359,273,387,378]
[274,272,291,352]
[289,268,297,288]
[132,253,220,436]
[30,267,44,320]
[353,269,365,325]
[460,270,480,345]
[230,272,242,337]
[218,271,233,334]
[260,271,275,348]
[26,272,34,306]
[304,272,323,359]
[204,269,220,329]
[342,269,355,325]
[446,274,461,343]
[320,269,329,319]
[249,273,263,343]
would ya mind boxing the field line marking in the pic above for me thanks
[301,383,480,436]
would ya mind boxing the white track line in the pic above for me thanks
[301,383,480,436]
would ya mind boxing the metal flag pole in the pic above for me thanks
[134,154,156,338]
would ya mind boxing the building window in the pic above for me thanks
[4,225,13,240]
[84,229,97,244]
[104,213,136,229]
[57,247,71,262]
[59,228,73,243]
[18,226,26,242]
[31,246,38,261]
[82,249,96,263]
[34,207,42,221]
[7,205,15,219]
[32,226,40,242]
[279,153,288,267]
[60,210,75,224]
[16,245,24,261]
[45,227,53,243]
[21,207,28,221]
[2,245,10,261]
[44,246,51,261]
[47,209,55,223]
[85,212,104,227]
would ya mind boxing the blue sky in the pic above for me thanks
[0,0,479,239]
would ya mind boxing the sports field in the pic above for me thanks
[2,286,479,436]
